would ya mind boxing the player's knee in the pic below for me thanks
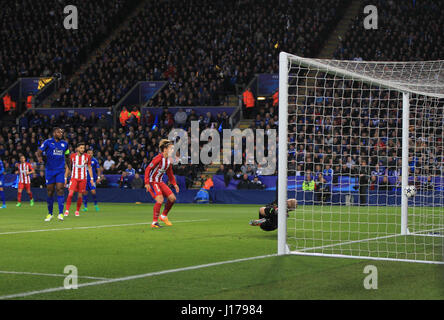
[168,194,176,203]
[156,196,164,204]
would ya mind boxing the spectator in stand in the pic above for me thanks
[216,164,226,176]
[32,171,46,188]
[378,176,392,192]
[414,176,422,191]
[96,174,109,188]
[103,156,115,171]
[369,175,378,191]
[237,174,251,190]
[131,173,144,189]
[250,176,265,190]
[174,108,188,129]
[423,176,435,191]
[302,173,315,192]
[224,168,235,187]
[357,160,370,205]
[125,164,135,177]
[119,171,130,189]
[202,175,214,191]
[243,88,255,119]
[119,107,130,127]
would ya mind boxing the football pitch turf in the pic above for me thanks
[0,202,442,300]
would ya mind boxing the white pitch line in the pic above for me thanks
[0,219,209,236]
[0,270,109,280]
[297,226,444,253]
[0,254,277,300]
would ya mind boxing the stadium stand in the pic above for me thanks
[0,107,239,188]
[54,0,349,108]
[0,0,137,95]
[334,0,444,61]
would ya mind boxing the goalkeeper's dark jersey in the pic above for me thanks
[260,203,278,232]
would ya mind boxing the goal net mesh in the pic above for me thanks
[282,54,444,263]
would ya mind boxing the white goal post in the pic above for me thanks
[278,52,444,264]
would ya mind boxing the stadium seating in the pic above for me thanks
[54,0,348,108]
[0,0,137,95]
[334,0,444,61]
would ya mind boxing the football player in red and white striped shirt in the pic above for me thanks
[144,139,179,228]
[15,155,35,207]
[64,143,94,217]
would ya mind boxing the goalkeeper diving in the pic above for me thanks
[249,198,297,231]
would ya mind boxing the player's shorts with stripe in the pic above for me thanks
[18,183,31,191]
[86,180,96,191]
[69,179,87,193]
[45,169,65,185]
[148,182,173,198]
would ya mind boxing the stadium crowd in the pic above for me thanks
[0,107,242,189]
[334,0,444,61]
[0,0,137,95]
[53,0,347,109]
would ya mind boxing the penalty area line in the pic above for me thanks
[0,254,277,300]
[0,219,209,236]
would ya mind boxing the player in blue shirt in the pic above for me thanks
[0,158,6,208]
[36,128,70,221]
[82,149,100,212]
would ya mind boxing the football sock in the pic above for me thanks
[57,195,64,214]
[28,192,33,200]
[47,196,54,215]
[65,194,72,211]
[153,202,162,223]
[76,197,82,211]
[92,194,97,206]
[0,190,5,205]
[83,195,88,208]
[17,191,22,203]
[162,200,174,217]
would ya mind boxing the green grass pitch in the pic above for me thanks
[0,201,443,300]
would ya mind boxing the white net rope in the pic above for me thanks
[295,57,444,98]
[284,54,444,263]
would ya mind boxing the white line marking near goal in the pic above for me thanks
[297,226,444,253]
[0,270,109,280]
[0,254,277,300]
[0,219,209,236]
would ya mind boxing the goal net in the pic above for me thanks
[278,52,444,264]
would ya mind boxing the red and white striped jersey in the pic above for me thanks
[144,154,176,184]
[18,162,33,184]
[70,153,91,180]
